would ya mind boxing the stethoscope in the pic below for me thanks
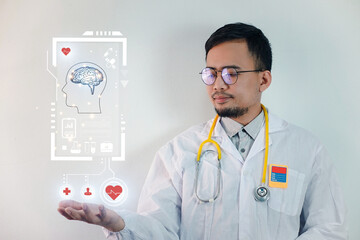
[195,104,270,203]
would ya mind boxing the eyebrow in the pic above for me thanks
[206,65,241,70]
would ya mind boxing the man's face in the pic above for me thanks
[205,40,264,121]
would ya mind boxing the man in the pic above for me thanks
[58,23,348,239]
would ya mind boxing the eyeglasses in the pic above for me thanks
[200,67,264,85]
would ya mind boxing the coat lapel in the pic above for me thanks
[201,111,288,163]
[246,112,287,161]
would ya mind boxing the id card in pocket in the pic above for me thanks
[269,164,288,188]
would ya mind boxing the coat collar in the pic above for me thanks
[200,110,288,162]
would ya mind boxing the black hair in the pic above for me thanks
[205,22,272,71]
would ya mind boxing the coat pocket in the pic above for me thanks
[267,168,305,216]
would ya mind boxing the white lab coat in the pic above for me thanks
[104,112,347,239]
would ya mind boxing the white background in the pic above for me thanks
[0,0,359,239]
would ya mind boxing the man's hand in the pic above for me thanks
[57,200,125,232]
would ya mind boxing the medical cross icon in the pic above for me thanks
[63,187,71,195]
[59,185,73,199]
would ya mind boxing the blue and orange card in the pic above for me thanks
[269,164,288,188]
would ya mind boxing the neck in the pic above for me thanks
[230,103,262,125]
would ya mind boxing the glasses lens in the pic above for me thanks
[222,68,238,84]
[201,68,216,85]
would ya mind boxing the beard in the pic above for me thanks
[215,106,248,118]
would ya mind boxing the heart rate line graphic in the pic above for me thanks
[62,47,71,56]
[105,185,123,200]
[100,178,128,206]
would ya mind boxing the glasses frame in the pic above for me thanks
[200,67,264,85]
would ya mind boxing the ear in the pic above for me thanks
[259,70,272,92]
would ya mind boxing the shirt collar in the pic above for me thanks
[220,110,264,140]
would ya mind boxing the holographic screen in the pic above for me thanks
[48,32,128,161]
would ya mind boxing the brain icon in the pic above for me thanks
[70,66,104,95]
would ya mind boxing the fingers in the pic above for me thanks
[81,203,95,222]
[59,200,83,210]
[64,207,85,221]
[58,201,108,226]
[57,207,73,220]
[58,200,85,221]
[82,202,106,222]
[82,203,89,214]
[97,204,106,220]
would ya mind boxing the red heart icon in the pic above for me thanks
[62,48,71,56]
[105,185,123,200]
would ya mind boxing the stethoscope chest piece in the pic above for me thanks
[254,185,270,202]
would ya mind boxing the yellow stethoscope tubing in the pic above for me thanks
[261,104,269,185]
[196,114,221,162]
[195,104,269,199]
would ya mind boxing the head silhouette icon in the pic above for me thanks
[62,62,107,114]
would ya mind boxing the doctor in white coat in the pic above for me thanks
[58,22,348,239]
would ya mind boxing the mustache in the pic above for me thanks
[211,92,234,99]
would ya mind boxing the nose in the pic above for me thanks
[212,71,229,91]
[62,82,70,96]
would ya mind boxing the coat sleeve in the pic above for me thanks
[103,144,182,240]
[297,146,348,239]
